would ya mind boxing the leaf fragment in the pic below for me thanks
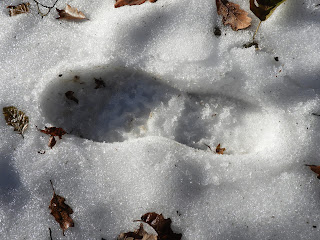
[216,143,225,154]
[65,91,79,104]
[140,212,182,240]
[7,2,30,16]
[49,180,74,236]
[48,136,57,149]
[117,223,157,240]
[306,165,320,179]
[56,4,88,20]
[115,0,157,8]
[250,0,287,21]
[39,126,67,139]
[3,106,29,138]
[216,0,251,31]
[94,78,106,89]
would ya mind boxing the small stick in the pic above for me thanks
[252,20,262,41]
[50,180,55,192]
[49,228,53,240]
[204,143,213,152]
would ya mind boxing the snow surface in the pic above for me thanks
[1,0,320,239]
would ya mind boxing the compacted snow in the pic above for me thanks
[1,0,320,239]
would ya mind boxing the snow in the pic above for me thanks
[1,0,320,239]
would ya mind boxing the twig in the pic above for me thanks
[33,0,59,17]
[203,143,213,152]
[252,20,262,41]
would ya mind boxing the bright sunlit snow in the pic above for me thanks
[1,0,320,239]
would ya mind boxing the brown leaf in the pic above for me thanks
[115,0,157,8]
[49,180,74,236]
[216,144,225,154]
[56,4,88,20]
[7,2,30,16]
[216,0,251,31]
[3,106,29,138]
[140,212,182,240]
[65,91,79,104]
[39,126,67,139]
[48,136,57,149]
[117,223,157,240]
[306,165,320,179]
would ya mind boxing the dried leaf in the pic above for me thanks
[49,180,74,236]
[65,91,79,104]
[39,126,67,139]
[48,136,57,149]
[94,78,106,89]
[115,0,157,8]
[56,4,88,20]
[250,0,287,21]
[140,212,182,240]
[117,223,157,240]
[216,144,225,154]
[306,165,320,179]
[7,2,30,16]
[216,0,251,31]
[3,106,29,138]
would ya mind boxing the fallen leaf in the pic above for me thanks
[216,144,225,154]
[3,106,29,138]
[39,126,67,139]
[49,180,74,236]
[140,212,182,240]
[250,0,287,21]
[117,223,157,240]
[48,136,57,149]
[7,2,30,16]
[115,0,157,8]
[306,165,320,179]
[56,4,88,20]
[216,0,251,31]
[94,78,106,89]
[65,91,79,104]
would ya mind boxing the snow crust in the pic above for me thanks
[1,0,320,239]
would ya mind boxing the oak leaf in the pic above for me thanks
[49,180,74,236]
[117,223,157,240]
[306,165,320,179]
[3,106,29,138]
[7,3,30,16]
[216,144,225,154]
[56,4,88,20]
[140,212,182,240]
[250,0,286,21]
[216,0,251,31]
[115,0,157,8]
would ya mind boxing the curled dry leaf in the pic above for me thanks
[117,223,157,240]
[216,0,251,31]
[49,180,74,236]
[115,0,157,8]
[56,4,88,20]
[216,144,225,154]
[65,91,79,104]
[250,0,287,21]
[140,212,182,240]
[3,106,29,138]
[48,136,57,149]
[7,2,30,16]
[306,165,320,179]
